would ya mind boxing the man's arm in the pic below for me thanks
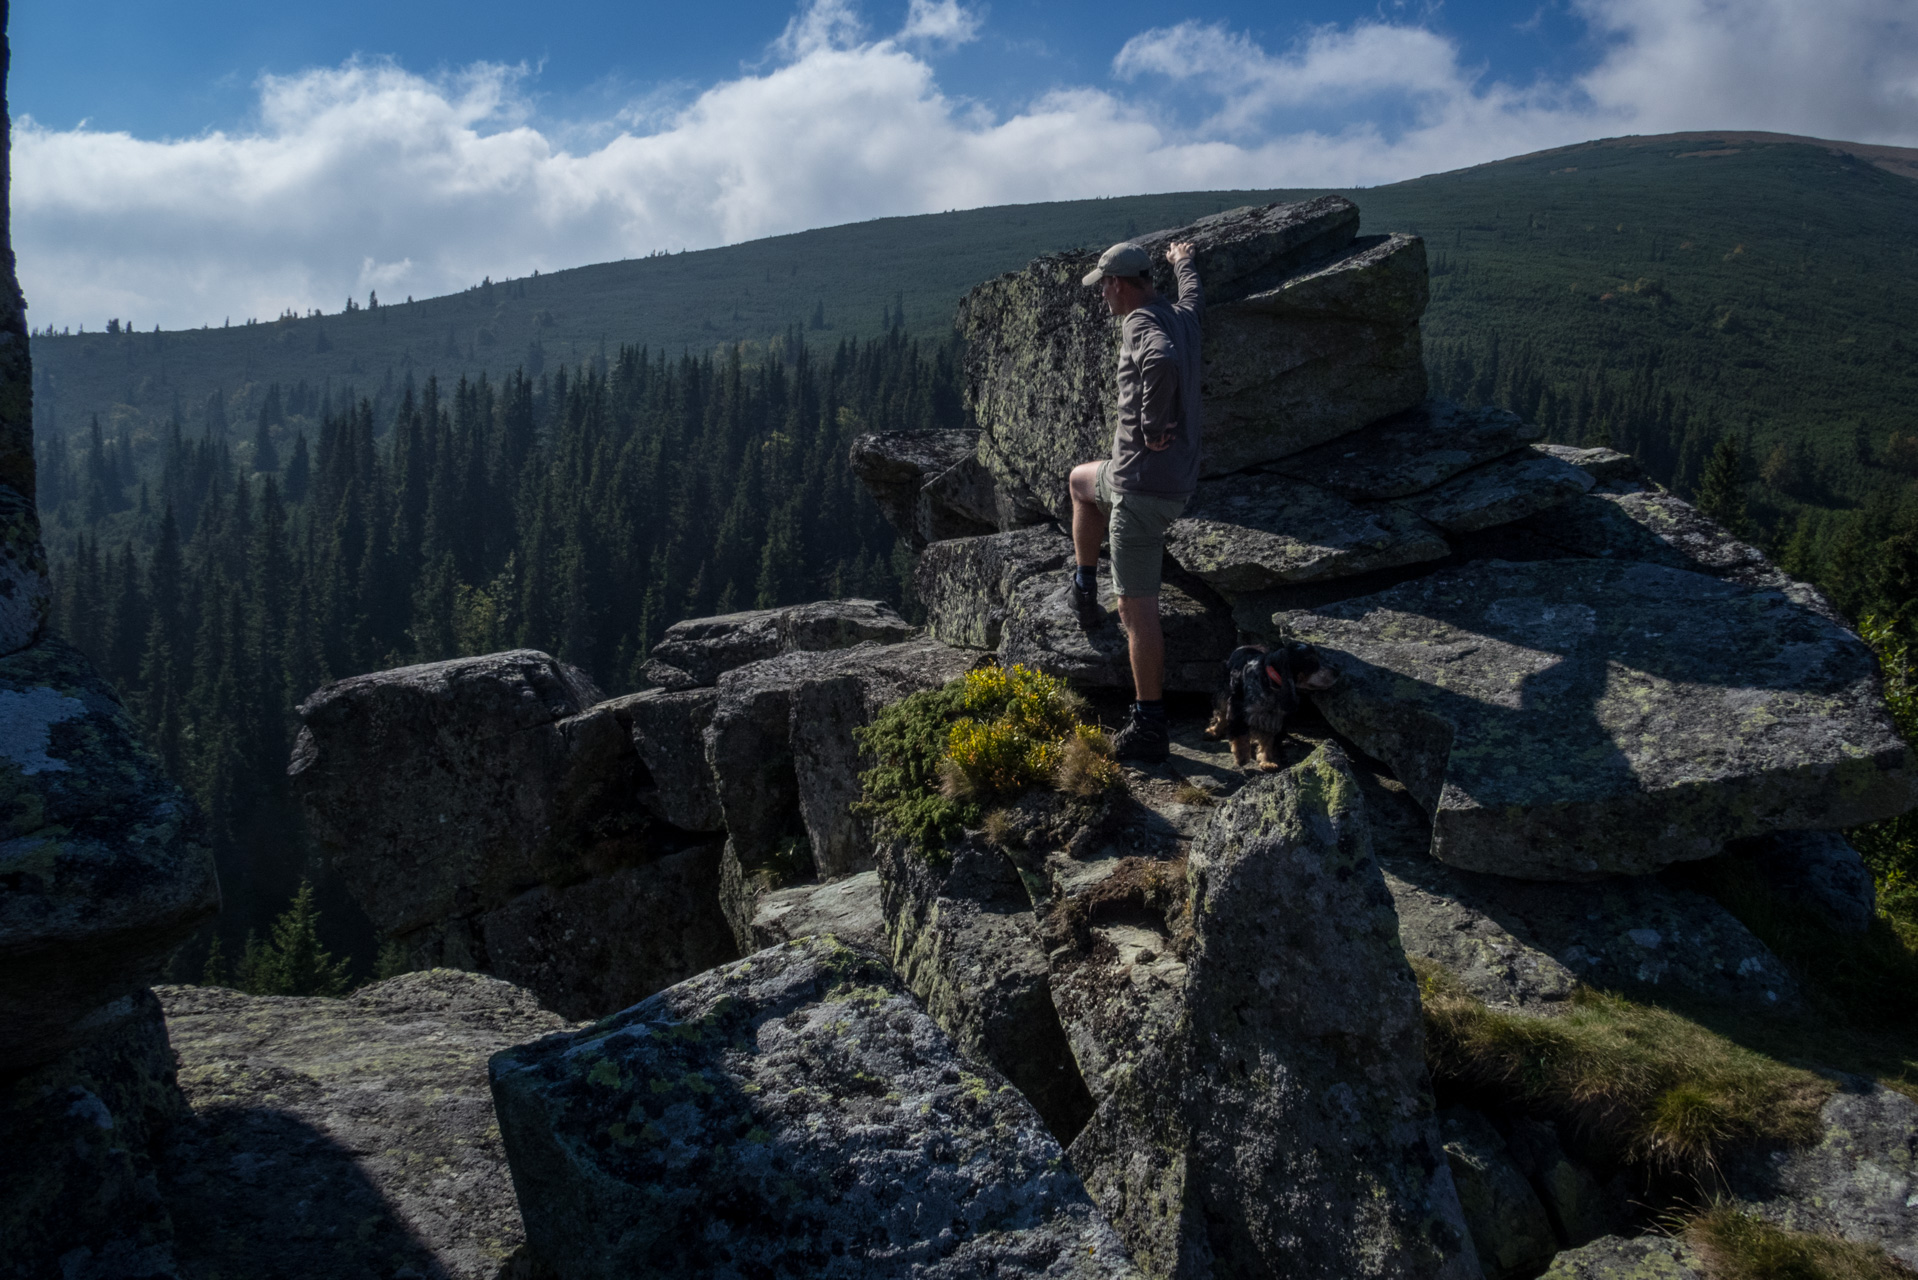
[1132,319,1180,451]
[1166,240,1201,317]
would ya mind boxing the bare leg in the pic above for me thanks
[1068,462,1106,569]
[1116,595,1164,702]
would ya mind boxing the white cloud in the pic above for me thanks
[14,0,1918,332]
[898,0,983,47]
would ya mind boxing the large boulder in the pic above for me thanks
[489,937,1139,1279]
[848,429,1014,548]
[999,566,1235,694]
[961,197,1429,522]
[917,525,1074,650]
[1279,560,1918,879]
[704,637,982,944]
[876,835,1096,1141]
[622,686,725,831]
[0,635,220,1074]
[1541,1236,1704,1279]
[640,597,917,690]
[157,970,574,1280]
[1726,1082,1918,1267]
[1067,744,1480,1280]
[748,868,886,953]
[1263,401,1543,499]
[1352,731,1801,1014]
[289,649,611,937]
[291,650,735,1016]
[1733,831,1878,934]
[1164,471,1449,593]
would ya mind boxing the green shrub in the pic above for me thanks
[1416,961,1829,1175]
[1851,615,1918,938]
[855,664,1118,856]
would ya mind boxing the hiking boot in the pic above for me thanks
[1050,575,1104,629]
[1110,707,1170,764]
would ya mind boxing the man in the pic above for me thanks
[1056,238,1201,764]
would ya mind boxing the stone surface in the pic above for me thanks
[0,635,220,1074]
[0,480,50,655]
[641,598,917,689]
[748,868,886,953]
[961,197,1430,522]
[1067,744,1480,1280]
[1164,471,1450,592]
[1360,759,1800,1013]
[876,835,1096,1141]
[848,429,1014,548]
[1262,402,1543,499]
[1536,444,1643,486]
[1280,559,1918,880]
[1502,1117,1617,1248]
[705,638,982,944]
[999,566,1235,694]
[917,525,1074,651]
[1397,447,1597,534]
[622,686,724,832]
[1735,831,1878,934]
[1726,1082,1918,1267]
[157,970,575,1280]
[1440,1109,1558,1280]
[1541,1236,1704,1279]
[289,649,613,937]
[0,990,187,1280]
[1509,489,1787,589]
[473,846,735,1020]
[489,937,1139,1280]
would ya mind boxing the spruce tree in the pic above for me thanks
[1696,433,1752,538]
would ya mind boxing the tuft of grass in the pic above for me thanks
[1416,960,1831,1175]
[856,664,1118,857]
[1685,1206,1918,1280]
[1172,781,1217,807]
[1055,724,1122,798]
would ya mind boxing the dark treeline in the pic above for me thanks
[45,327,963,965]
[1427,333,1918,634]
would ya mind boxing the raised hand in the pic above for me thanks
[1166,241,1195,264]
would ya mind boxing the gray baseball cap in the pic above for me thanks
[1082,242,1152,287]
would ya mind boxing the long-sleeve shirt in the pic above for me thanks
[1107,256,1203,498]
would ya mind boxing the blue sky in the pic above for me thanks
[12,0,1918,331]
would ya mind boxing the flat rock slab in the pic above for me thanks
[489,937,1137,1280]
[1542,1235,1704,1279]
[1727,1083,1918,1268]
[1264,400,1542,500]
[1535,444,1642,486]
[1000,568,1235,694]
[1279,559,1918,879]
[1068,745,1480,1280]
[748,869,886,953]
[848,430,1008,549]
[641,598,916,690]
[1165,471,1449,592]
[960,197,1429,522]
[157,970,576,1280]
[0,635,219,1073]
[1396,447,1596,533]
[1355,765,1801,1013]
[918,526,1074,651]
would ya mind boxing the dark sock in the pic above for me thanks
[1135,699,1166,720]
[1073,565,1096,593]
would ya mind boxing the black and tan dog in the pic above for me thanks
[1204,642,1337,770]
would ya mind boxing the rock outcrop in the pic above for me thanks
[1440,1109,1559,1280]
[1068,745,1480,1280]
[918,525,1074,650]
[1734,831,1878,934]
[639,597,917,690]
[290,650,734,1017]
[489,937,1138,1279]
[848,429,1016,547]
[1279,559,1916,879]
[0,26,221,1274]
[1000,565,1236,694]
[158,970,574,1280]
[1541,1235,1705,1279]
[960,197,1428,522]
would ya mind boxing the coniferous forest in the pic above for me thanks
[43,327,962,973]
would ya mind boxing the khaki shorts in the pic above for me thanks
[1094,460,1188,599]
